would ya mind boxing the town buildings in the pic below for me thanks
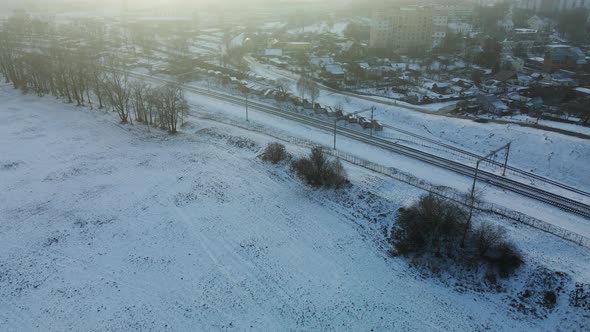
[516,0,590,14]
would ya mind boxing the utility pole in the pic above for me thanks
[332,106,374,150]
[333,118,338,149]
[241,86,250,122]
[370,106,375,137]
[462,142,512,246]
[502,142,511,176]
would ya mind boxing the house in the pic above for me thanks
[268,58,287,68]
[477,94,509,114]
[548,73,577,86]
[310,56,335,68]
[424,82,451,94]
[527,15,550,31]
[544,45,587,72]
[496,19,514,31]
[529,96,544,110]
[263,49,283,57]
[340,40,366,60]
[283,42,312,52]
[314,105,327,115]
[501,55,525,72]
[450,78,473,89]
[322,64,346,83]
[513,28,540,39]
[481,80,502,93]
[490,70,518,83]
[506,92,532,107]
[575,87,590,98]
[516,73,533,86]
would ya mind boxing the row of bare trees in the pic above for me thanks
[0,28,189,133]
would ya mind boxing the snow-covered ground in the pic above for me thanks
[505,114,590,137]
[2,84,589,331]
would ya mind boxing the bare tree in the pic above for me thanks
[296,74,308,103]
[104,71,131,123]
[160,84,189,133]
[307,80,320,106]
[276,78,290,95]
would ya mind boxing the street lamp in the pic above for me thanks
[241,85,250,122]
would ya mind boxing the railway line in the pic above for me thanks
[380,123,590,199]
[126,71,590,219]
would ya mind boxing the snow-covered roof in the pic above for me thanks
[324,64,345,75]
[575,87,590,95]
[264,49,283,57]
[310,56,335,66]
[507,92,531,103]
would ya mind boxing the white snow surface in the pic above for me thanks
[1,84,589,331]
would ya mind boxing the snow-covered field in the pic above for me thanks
[1,84,589,331]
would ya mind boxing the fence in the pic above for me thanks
[199,112,590,249]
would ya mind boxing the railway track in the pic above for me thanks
[126,71,590,219]
[381,123,590,199]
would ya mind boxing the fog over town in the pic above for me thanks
[1,0,589,330]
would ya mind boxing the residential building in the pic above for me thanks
[282,42,312,52]
[502,55,525,71]
[516,0,590,14]
[477,94,509,114]
[497,19,514,31]
[448,22,473,35]
[310,56,334,71]
[527,15,551,32]
[263,49,283,57]
[444,5,474,23]
[556,0,590,11]
[369,6,448,53]
[322,64,346,83]
[544,45,588,72]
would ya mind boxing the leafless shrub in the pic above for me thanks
[261,142,288,164]
[292,146,348,188]
[389,194,466,257]
[389,194,524,279]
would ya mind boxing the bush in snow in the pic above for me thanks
[389,194,523,278]
[261,142,289,164]
[473,223,523,277]
[292,146,348,188]
[390,193,466,257]
[486,241,523,278]
[474,223,506,257]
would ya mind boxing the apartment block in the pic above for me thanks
[369,6,448,53]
